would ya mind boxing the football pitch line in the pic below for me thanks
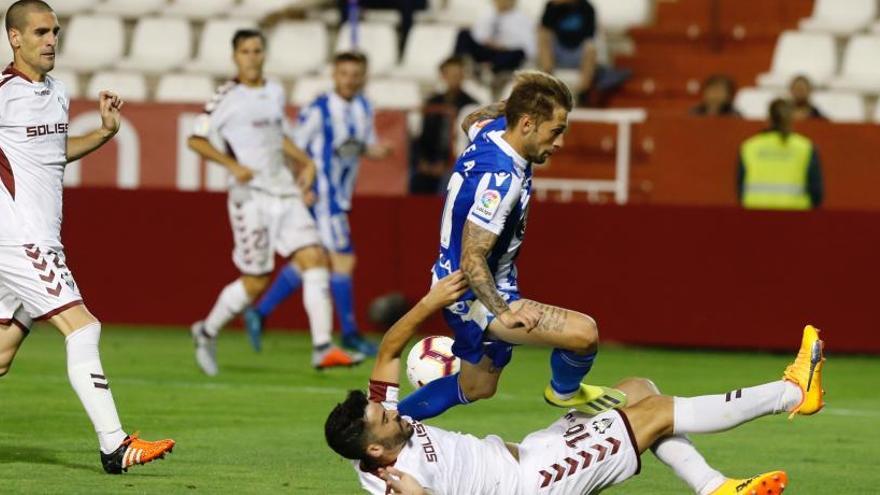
[13,373,880,418]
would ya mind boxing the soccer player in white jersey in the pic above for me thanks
[188,30,363,373]
[397,71,621,421]
[0,0,174,474]
[326,272,826,495]
[243,52,391,357]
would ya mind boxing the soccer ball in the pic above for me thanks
[406,336,460,389]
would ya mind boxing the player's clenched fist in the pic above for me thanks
[378,467,427,495]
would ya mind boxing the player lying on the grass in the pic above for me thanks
[325,272,825,494]
[244,51,392,358]
[0,0,174,474]
[187,29,363,374]
[398,71,621,421]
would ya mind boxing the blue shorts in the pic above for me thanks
[312,210,354,254]
[443,292,520,369]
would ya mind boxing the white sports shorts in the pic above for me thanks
[227,186,321,275]
[517,409,641,494]
[0,244,82,322]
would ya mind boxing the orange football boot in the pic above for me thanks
[782,325,826,419]
[101,433,175,474]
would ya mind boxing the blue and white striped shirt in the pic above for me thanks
[292,91,377,214]
[433,117,532,302]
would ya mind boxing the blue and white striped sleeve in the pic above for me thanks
[291,104,322,150]
[466,171,522,235]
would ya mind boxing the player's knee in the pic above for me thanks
[615,377,660,404]
[0,357,11,377]
[635,395,675,435]
[567,314,599,354]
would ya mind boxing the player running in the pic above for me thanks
[397,71,620,421]
[188,30,363,374]
[0,0,174,473]
[325,272,825,494]
[243,51,391,357]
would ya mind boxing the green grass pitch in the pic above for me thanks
[0,326,875,494]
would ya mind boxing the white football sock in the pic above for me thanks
[204,279,251,337]
[673,380,802,435]
[651,435,726,495]
[65,323,127,454]
[302,267,332,348]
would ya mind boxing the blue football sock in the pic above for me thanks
[550,348,597,395]
[256,265,302,318]
[330,273,358,337]
[398,373,470,420]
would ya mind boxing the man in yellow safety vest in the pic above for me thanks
[737,98,823,210]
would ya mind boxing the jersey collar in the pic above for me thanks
[487,130,529,173]
[3,63,36,83]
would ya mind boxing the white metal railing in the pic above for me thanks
[533,108,647,204]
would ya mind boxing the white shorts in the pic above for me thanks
[0,244,83,322]
[314,210,353,254]
[228,186,321,275]
[517,410,640,495]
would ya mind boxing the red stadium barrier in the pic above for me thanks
[63,189,878,354]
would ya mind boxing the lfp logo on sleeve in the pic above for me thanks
[474,189,502,220]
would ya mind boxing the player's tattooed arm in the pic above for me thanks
[460,221,510,318]
[461,101,506,134]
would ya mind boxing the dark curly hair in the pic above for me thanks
[325,390,371,460]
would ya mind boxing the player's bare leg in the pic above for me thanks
[193,274,268,376]
[0,313,29,377]
[458,355,503,401]
[330,251,377,356]
[50,304,174,473]
[293,245,364,369]
[488,299,624,415]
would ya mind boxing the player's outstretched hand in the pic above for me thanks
[378,467,428,495]
[98,90,124,135]
[498,303,543,332]
[421,271,468,311]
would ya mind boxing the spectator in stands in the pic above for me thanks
[690,75,739,117]
[737,99,823,210]
[261,0,427,53]
[411,57,479,195]
[453,0,536,77]
[788,75,825,121]
[538,0,597,101]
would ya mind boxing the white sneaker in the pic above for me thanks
[191,321,218,376]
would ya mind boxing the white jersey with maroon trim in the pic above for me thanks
[354,420,520,495]
[191,79,298,197]
[0,65,70,247]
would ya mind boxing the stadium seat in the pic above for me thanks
[396,23,458,81]
[799,0,877,36]
[185,19,258,77]
[100,0,165,18]
[290,76,333,107]
[51,69,82,99]
[461,79,492,105]
[54,14,125,72]
[163,0,237,20]
[228,0,311,20]
[365,78,421,110]
[756,31,837,88]
[335,22,398,76]
[116,18,192,74]
[265,21,328,79]
[155,74,216,104]
[828,35,880,95]
[591,0,652,32]
[811,91,867,123]
[86,71,148,102]
[734,87,782,121]
[432,0,493,27]
[51,0,99,17]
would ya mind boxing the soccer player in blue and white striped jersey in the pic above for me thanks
[398,71,624,420]
[245,52,390,356]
